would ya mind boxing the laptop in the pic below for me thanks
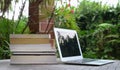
[54,28,114,66]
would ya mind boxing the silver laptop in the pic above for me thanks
[54,28,114,65]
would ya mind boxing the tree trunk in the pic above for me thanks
[28,0,43,33]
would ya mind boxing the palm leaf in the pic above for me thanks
[105,34,119,40]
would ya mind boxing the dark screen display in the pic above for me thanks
[57,31,81,57]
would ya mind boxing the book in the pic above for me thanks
[10,54,57,64]
[10,34,50,38]
[10,34,50,44]
[10,44,55,52]
[10,38,50,44]
[12,52,56,55]
[10,34,57,64]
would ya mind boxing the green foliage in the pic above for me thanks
[0,16,29,59]
[75,0,110,30]
[75,0,120,59]
[0,18,13,59]
[14,16,30,34]
[55,4,80,32]
[92,23,120,59]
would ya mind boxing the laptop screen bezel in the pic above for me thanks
[54,28,83,62]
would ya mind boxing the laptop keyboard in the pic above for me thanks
[68,58,97,63]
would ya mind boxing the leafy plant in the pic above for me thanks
[14,16,30,34]
[75,0,120,59]
[0,16,29,59]
[55,3,80,32]
[0,18,13,59]
[93,23,115,58]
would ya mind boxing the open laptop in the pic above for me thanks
[54,28,114,66]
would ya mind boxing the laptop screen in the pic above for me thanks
[54,28,81,57]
